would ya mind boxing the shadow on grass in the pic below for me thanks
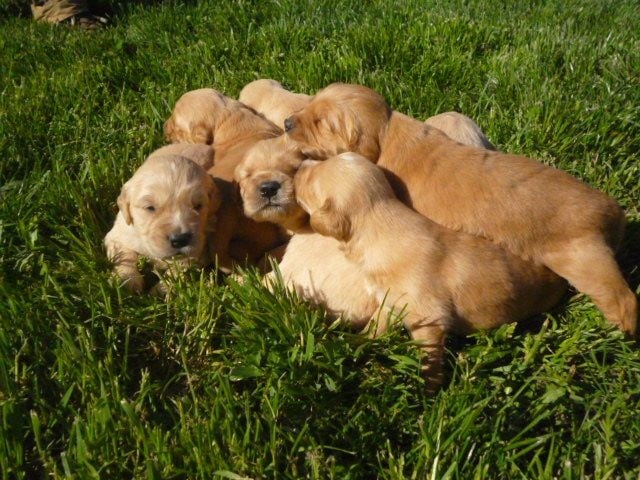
[620,218,640,292]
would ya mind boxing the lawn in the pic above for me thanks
[1,0,639,478]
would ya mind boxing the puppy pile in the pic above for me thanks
[105,79,637,392]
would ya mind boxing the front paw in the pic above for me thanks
[149,280,171,299]
[116,271,144,294]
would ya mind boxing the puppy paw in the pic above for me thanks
[150,279,178,300]
[116,272,144,294]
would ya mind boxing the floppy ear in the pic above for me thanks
[163,118,176,142]
[309,199,351,241]
[116,184,133,225]
[322,108,358,149]
[191,122,214,145]
[205,175,222,214]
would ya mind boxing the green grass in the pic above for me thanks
[1,0,639,478]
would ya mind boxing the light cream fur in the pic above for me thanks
[104,153,219,293]
[148,143,215,170]
[424,111,495,150]
[263,233,378,329]
[285,83,637,335]
[294,154,568,391]
[239,79,311,129]
[165,88,289,271]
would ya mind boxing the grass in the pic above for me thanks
[1,0,639,478]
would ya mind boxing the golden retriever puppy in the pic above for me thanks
[235,136,377,324]
[104,153,219,293]
[235,117,493,324]
[164,88,289,271]
[235,136,309,232]
[239,79,311,129]
[284,83,637,336]
[236,115,493,231]
[239,80,493,149]
[424,111,495,150]
[294,153,568,391]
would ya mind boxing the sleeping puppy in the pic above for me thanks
[235,136,381,325]
[234,124,521,332]
[293,153,568,391]
[235,136,309,232]
[104,153,219,293]
[239,79,311,129]
[164,88,289,271]
[164,87,282,181]
[239,79,494,149]
[236,113,495,231]
[284,83,637,336]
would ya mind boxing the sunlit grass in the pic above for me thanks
[1,0,639,478]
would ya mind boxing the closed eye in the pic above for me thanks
[145,205,156,212]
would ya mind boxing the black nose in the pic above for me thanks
[260,180,281,198]
[284,117,294,132]
[170,232,193,249]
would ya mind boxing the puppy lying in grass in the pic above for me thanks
[285,83,637,335]
[240,79,495,149]
[293,153,568,391]
[234,121,561,332]
[104,151,219,293]
[164,88,290,271]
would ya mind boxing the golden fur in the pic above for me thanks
[239,79,312,129]
[294,153,568,391]
[236,111,496,232]
[235,112,496,326]
[148,143,215,170]
[285,83,637,335]
[104,153,219,293]
[235,136,309,232]
[236,137,376,325]
[238,79,493,149]
[164,88,289,271]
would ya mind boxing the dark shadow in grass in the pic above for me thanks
[90,0,200,24]
[619,218,640,293]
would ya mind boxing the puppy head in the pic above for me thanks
[284,83,391,161]
[117,154,220,260]
[234,136,309,230]
[238,79,285,106]
[148,143,216,170]
[293,152,395,240]
[164,88,234,144]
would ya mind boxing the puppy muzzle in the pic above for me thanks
[259,180,281,199]
[169,232,193,249]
